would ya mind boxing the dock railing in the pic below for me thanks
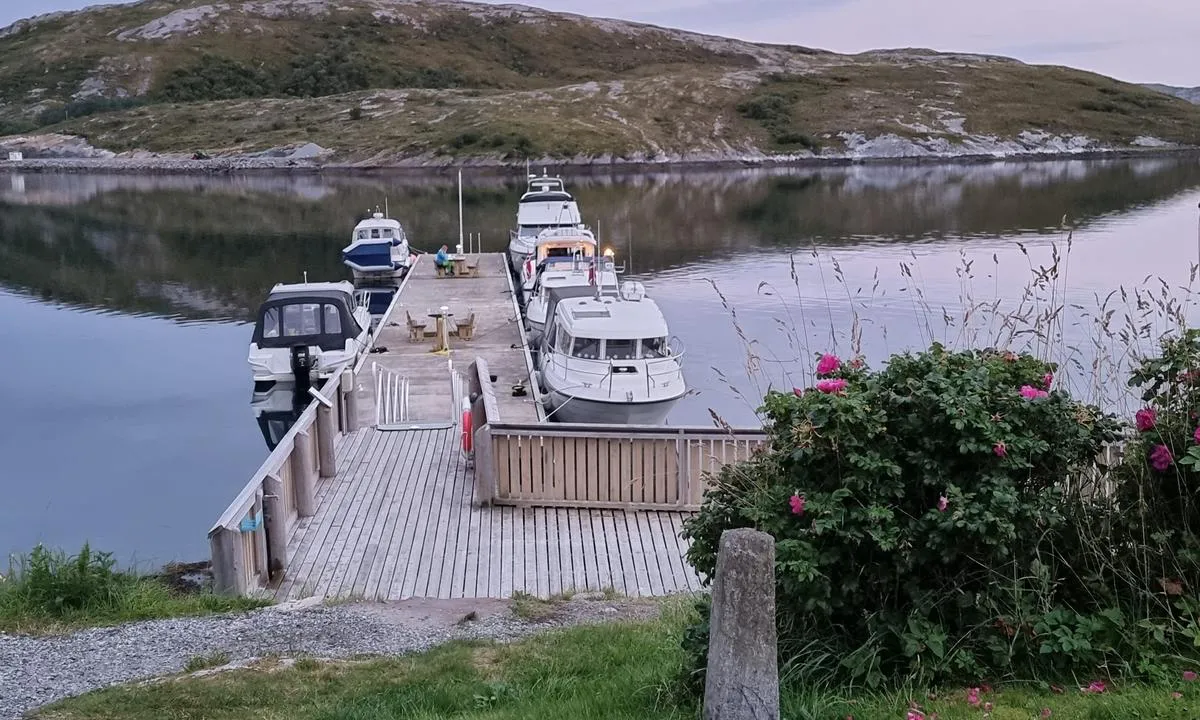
[469,356,767,511]
[208,262,413,596]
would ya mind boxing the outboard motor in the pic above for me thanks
[291,345,313,396]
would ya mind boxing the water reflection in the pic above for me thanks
[2,158,1199,325]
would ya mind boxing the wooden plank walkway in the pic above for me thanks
[276,427,701,600]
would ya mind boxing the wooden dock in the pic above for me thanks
[209,252,765,601]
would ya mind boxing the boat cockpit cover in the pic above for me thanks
[252,290,362,352]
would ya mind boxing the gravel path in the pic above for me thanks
[0,595,663,719]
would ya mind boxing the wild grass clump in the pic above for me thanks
[678,222,1200,694]
[0,543,267,633]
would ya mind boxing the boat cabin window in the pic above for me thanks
[603,339,637,360]
[571,336,601,359]
[262,308,281,339]
[370,228,381,239]
[357,230,368,240]
[282,303,322,336]
[324,305,342,335]
[554,327,571,354]
[641,337,669,359]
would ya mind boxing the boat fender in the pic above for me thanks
[461,408,473,453]
[524,258,534,278]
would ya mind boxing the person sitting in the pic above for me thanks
[434,245,454,275]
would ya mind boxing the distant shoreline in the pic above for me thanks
[2,146,1198,177]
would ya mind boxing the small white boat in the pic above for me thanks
[536,276,686,425]
[341,210,412,278]
[507,170,584,274]
[247,281,371,392]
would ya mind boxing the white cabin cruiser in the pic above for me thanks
[518,227,598,301]
[341,210,412,278]
[536,278,686,425]
[507,171,584,273]
[247,281,371,392]
[523,236,619,347]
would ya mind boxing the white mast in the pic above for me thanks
[457,169,464,255]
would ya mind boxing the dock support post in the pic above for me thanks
[209,527,245,596]
[292,429,317,516]
[251,491,269,587]
[341,368,359,433]
[263,473,288,580]
[317,403,337,478]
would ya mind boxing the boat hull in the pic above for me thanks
[342,241,411,276]
[543,388,680,425]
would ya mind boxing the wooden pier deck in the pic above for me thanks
[210,252,761,601]
[276,427,700,600]
[353,253,541,426]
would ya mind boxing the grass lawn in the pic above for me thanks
[34,605,1200,720]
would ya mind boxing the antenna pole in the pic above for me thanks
[457,169,465,255]
[384,195,388,217]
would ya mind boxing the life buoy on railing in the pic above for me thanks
[461,408,473,453]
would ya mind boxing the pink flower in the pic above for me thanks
[1136,407,1157,432]
[1150,444,1173,472]
[1040,709,1052,718]
[1173,691,1183,699]
[905,712,924,720]
[1043,372,1054,389]
[793,388,804,397]
[1082,680,1107,694]
[789,494,806,516]
[1019,385,1048,400]
[816,378,848,394]
[993,442,1007,458]
[966,688,981,706]
[1185,670,1197,682]
[937,496,949,512]
[1193,427,1200,445]
[816,353,841,376]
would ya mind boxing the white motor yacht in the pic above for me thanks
[536,276,686,425]
[507,170,584,274]
[247,281,371,393]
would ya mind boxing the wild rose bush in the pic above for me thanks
[681,345,1122,687]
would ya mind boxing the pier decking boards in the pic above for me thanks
[277,427,701,601]
[262,253,701,601]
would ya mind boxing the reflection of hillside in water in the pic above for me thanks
[1,158,1197,322]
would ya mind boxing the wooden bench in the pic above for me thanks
[463,256,481,277]
[406,310,433,341]
[451,312,476,341]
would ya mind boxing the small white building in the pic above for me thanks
[7,151,23,161]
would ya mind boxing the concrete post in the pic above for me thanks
[703,528,779,720]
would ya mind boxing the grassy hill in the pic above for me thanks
[1,0,1199,164]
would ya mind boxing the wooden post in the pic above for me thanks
[317,402,337,478]
[704,528,779,720]
[677,429,690,507]
[292,429,317,516]
[209,527,245,596]
[252,491,269,587]
[341,368,359,433]
[473,424,495,505]
[263,473,288,580]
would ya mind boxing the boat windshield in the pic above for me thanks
[357,227,397,240]
[641,337,670,358]
[261,302,343,339]
[559,336,669,360]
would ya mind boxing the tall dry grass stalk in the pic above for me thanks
[705,219,1200,425]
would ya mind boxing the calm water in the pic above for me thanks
[2,158,1199,566]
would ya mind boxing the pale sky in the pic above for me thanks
[2,0,1197,87]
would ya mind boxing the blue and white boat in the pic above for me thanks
[341,209,412,278]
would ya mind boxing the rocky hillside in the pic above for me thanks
[1144,84,1200,105]
[1,0,1200,165]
